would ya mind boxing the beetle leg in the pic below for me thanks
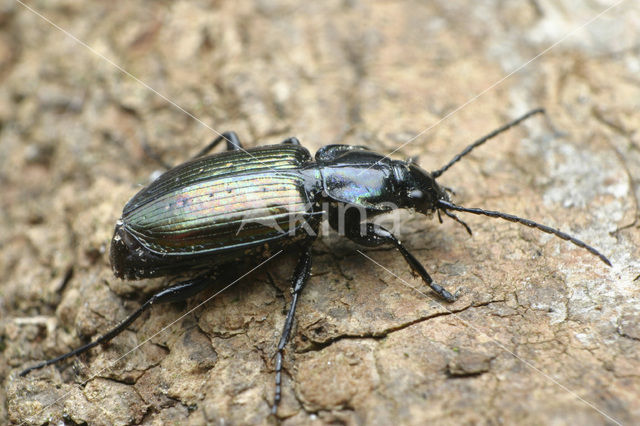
[19,275,213,377]
[442,209,473,235]
[192,131,244,159]
[346,222,457,302]
[315,144,372,162]
[280,137,301,145]
[272,246,313,415]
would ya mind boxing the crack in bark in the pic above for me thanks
[616,328,640,342]
[299,299,504,353]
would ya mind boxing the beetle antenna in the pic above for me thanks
[437,199,611,266]
[431,108,545,178]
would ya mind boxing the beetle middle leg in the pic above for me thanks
[272,245,313,414]
[343,220,457,302]
[19,274,214,377]
[315,144,372,162]
[280,137,301,145]
[192,131,244,158]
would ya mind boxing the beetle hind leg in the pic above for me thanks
[19,275,213,377]
[272,246,313,415]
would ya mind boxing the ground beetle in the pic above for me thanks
[20,108,611,414]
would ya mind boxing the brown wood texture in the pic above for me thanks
[2,1,639,425]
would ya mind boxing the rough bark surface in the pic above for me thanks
[2,1,639,425]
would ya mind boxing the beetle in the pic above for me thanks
[19,108,611,415]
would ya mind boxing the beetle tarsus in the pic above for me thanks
[272,245,314,415]
[430,282,457,303]
[19,275,213,377]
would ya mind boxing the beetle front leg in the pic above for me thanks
[346,223,457,303]
[19,275,213,377]
[192,131,244,159]
[272,245,313,415]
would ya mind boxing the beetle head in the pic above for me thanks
[404,161,449,216]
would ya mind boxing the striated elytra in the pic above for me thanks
[19,109,610,415]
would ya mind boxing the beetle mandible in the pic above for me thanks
[19,108,611,414]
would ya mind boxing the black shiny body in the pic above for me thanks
[20,110,611,417]
[110,142,446,281]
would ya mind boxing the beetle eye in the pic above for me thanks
[408,189,423,199]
